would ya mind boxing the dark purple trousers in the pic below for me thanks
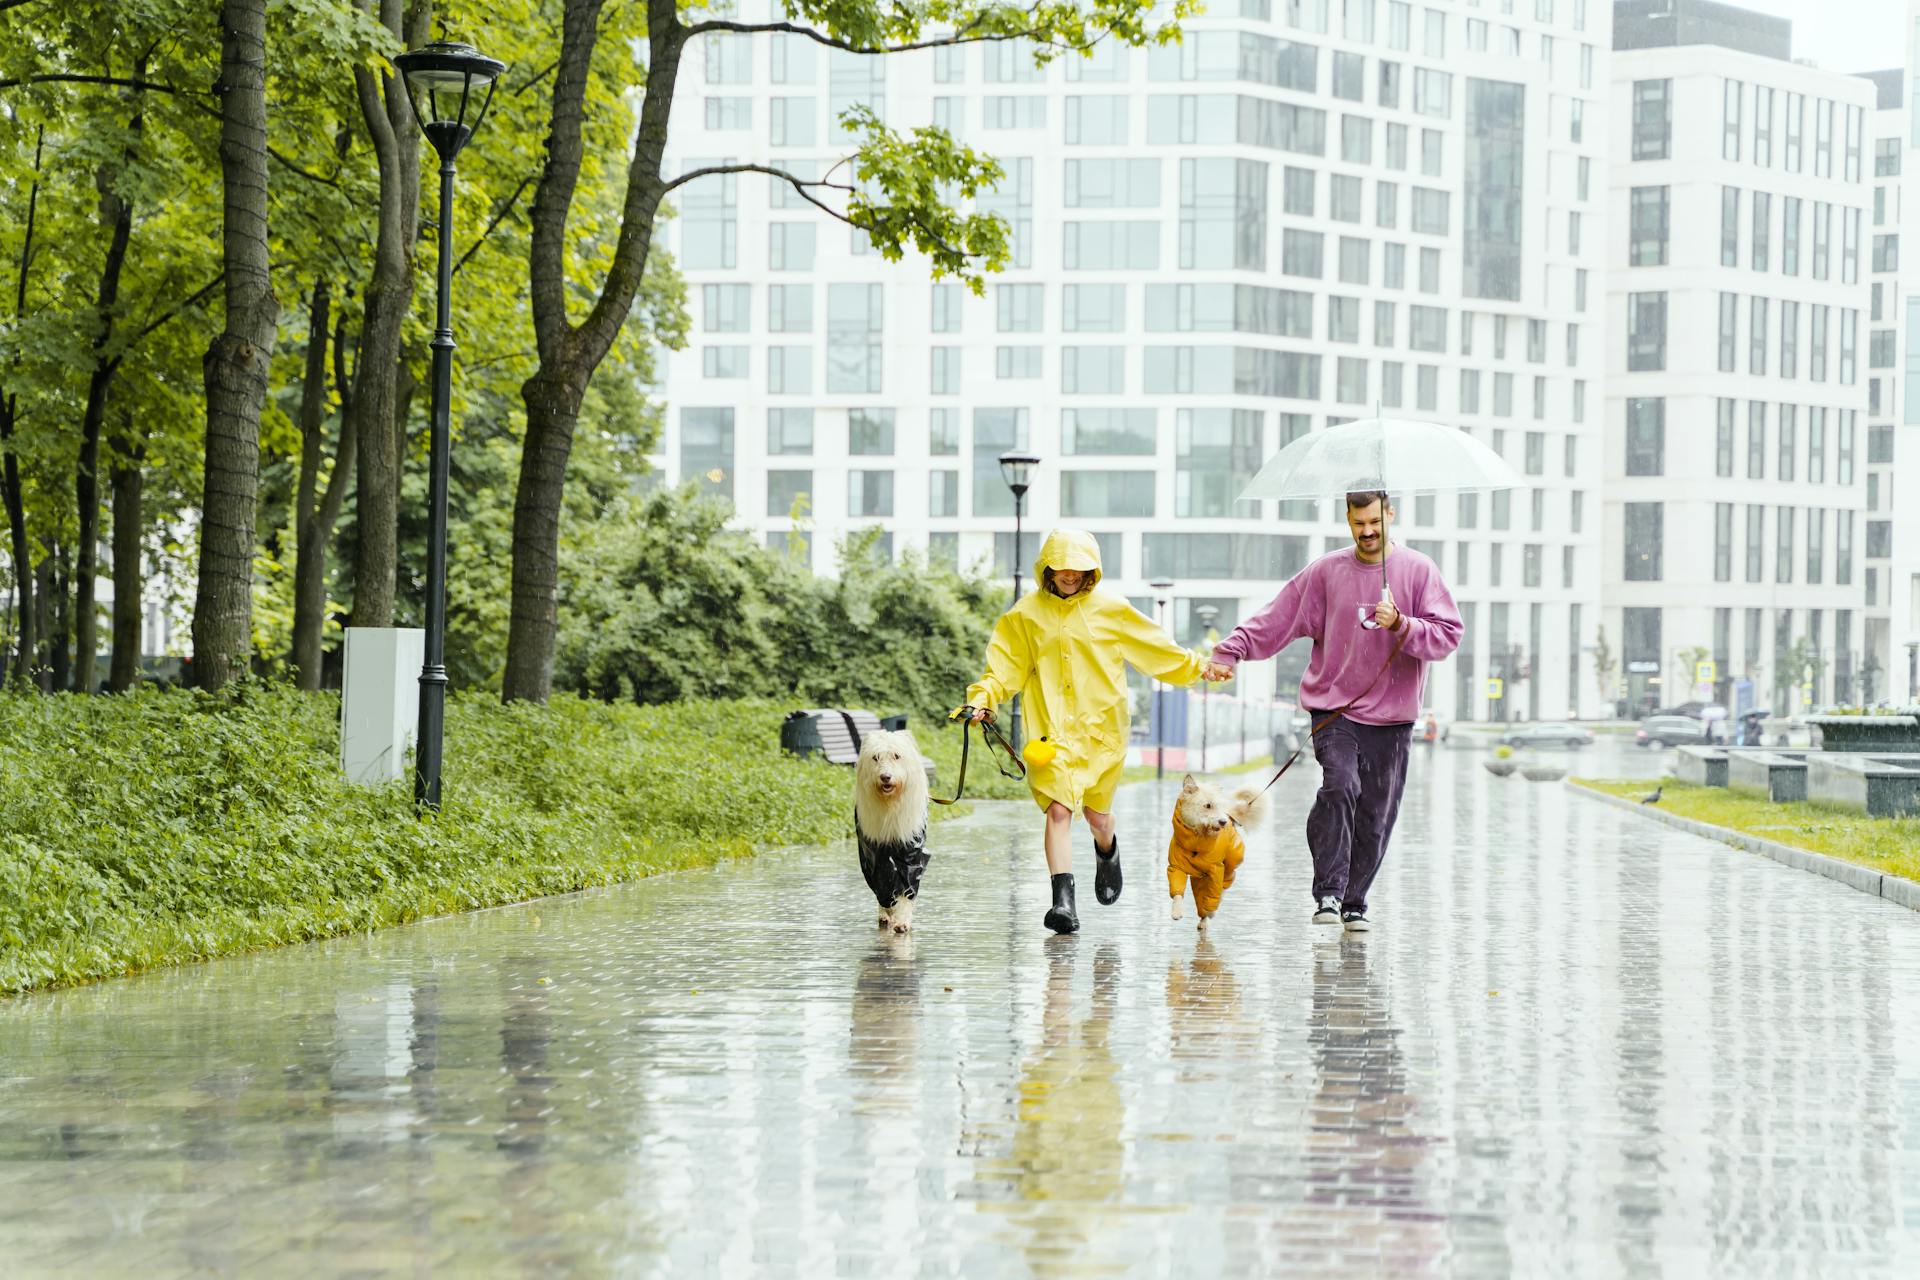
[1304,713,1412,912]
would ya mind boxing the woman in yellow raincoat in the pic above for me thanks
[966,529,1207,934]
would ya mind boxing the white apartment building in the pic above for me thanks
[1895,1,1920,704]
[654,0,1608,724]
[1605,0,1874,718]
[1864,66,1903,704]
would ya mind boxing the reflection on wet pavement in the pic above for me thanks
[2,744,1918,1276]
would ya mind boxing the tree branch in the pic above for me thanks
[663,163,976,264]
[0,74,187,93]
[663,162,851,200]
[683,14,1085,57]
[452,174,536,277]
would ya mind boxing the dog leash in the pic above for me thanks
[932,706,1025,806]
[1254,626,1411,798]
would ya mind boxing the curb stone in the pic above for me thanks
[1567,782,1920,912]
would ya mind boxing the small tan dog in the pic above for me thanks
[1166,775,1264,931]
[854,730,931,933]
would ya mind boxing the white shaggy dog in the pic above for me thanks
[854,730,931,934]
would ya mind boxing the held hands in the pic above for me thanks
[1201,661,1234,683]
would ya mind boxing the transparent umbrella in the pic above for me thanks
[1237,416,1522,503]
[1237,416,1524,623]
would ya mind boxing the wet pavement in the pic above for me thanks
[3,739,1919,1276]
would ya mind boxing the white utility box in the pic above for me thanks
[340,627,425,785]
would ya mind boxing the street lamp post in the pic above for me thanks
[998,450,1040,753]
[1196,604,1219,772]
[393,39,505,809]
[1150,578,1175,780]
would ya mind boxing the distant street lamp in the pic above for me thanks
[392,39,505,808]
[1150,578,1175,780]
[999,449,1040,752]
[1196,604,1219,772]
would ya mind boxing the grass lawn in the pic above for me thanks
[1572,777,1920,884]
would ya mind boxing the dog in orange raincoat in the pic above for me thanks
[1167,775,1265,931]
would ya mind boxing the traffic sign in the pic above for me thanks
[1487,677,1505,700]
[1696,660,1716,685]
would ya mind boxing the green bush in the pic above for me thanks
[555,487,1007,722]
[0,685,869,995]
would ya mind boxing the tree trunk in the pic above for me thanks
[193,0,280,690]
[3,126,43,688]
[75,122,140,696]
[291,283,358,688]
[108,434,144,692]
[47,544,70,692]
[502,373,584,702]
[501,0,681,703]
[347,0,430,629]
[0,405,29,688]
[32,554,54,691]
[291,280,330,684]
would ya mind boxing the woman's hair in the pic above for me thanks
[1043,566,1090,597]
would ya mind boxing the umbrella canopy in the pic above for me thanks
[1238,416,1523,503]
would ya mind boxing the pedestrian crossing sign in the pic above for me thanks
[1487,677,1505,700]
[1696,660,1715,685]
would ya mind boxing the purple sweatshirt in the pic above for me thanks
[1211,544,1463,726]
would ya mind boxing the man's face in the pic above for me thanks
[1346,499,1390,555]
[1052,568,1087,596]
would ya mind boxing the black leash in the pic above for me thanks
[1256,626,1411,798]
[932,707,1025,806]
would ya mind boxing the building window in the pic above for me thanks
[767,469,812,519]
[849,408,896,456]
[681,166,738,268]
[1779,403,1797,481]
[1781,300,1799,378]
[929,347,959,395]
[1180,158,1268,269]
[826,284,883,392]
[1633,79,1671,160]
[1627,293,1666,371]
[1750,297,1768,376]
[767,345,813,395]
[1715,504,1734,583]
[680,407,734,498]
[1624,504,1662,581]
[1721,187,1740,268]
[1782,197,1801,275]
[996,283,1044,332]
[1716,399,1735,477]
[1629,187,1668,266]
[702,345,748,378]
[769,408,814,455]
[1807,509,1825,584]
[1064,408,1157,455]
[1626,399,1663,476]
[849,470,894,518]
[1717,293,1738,374]
[1745,506,1765,582]
[972,408,1029,516]
[1063,284,1126,332]
[1808,407,1826,483]
[1775,506,1794,583]
[1723,78,1742,160]
[1175,408,1263,517]
[1062,470,1156,518]
[1061,346,1126,394]
[1747,401,1766,479]
[768,221,816,271]
[929,408,958,457]
[1752,191,1770,272]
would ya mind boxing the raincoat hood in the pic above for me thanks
[1035,528,1103,595]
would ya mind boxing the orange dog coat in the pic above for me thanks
[1166,814,1246,917]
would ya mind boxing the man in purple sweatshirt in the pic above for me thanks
[1202,491,1462,932]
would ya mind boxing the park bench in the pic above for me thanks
[1726,751,1809,804]
[1675,745,1729,788]
[780,709,937,780]
[1806,753,1920,818]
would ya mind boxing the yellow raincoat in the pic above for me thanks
[966,529,1206,813]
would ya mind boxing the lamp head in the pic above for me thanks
[393,40,506,160]
[997,450,1040,499]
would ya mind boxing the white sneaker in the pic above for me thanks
[1342,909,1371,933]
[1312,895,1342,925]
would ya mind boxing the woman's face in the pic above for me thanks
[1051,568,1087,597]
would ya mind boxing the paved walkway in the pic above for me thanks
[3,742,1919,1276]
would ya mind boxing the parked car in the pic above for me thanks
[1497,722,1594,749]
[1636,715,1709,748]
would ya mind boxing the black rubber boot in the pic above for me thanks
[1094,835,1123,905]
[1044,873,1080,934]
